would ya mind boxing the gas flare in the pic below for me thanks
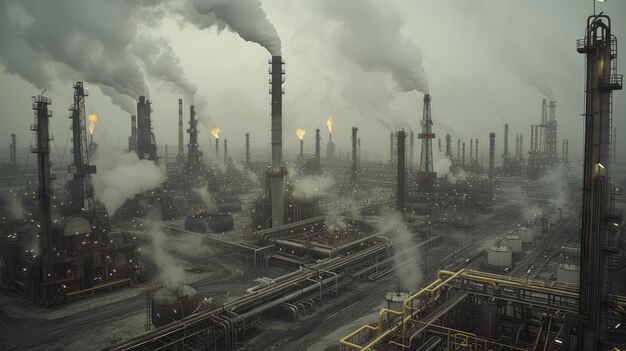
[88,113,99,135]
[326,115,333,134]
[211,127,221,139]
[296,128,305,140]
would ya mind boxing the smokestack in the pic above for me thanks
[351,127,358,186]
[438,138,442,153]
[462,142,466,166]
[32,94,54,302]
[396,129,406,214]
[215,138,219,160]
[409,130,414,171]
[530,125,535,152]
[186,105,202,175]
[129,115,137,152]
[520,135,523,158]
[315,128,321,171]
[9,133,16,166]
[489,132,495,192]
[470,139,473,161]
[504,123,509,156]
[535,125,541,151]
[178,98,183,157]
[445,134,451,157]
[390,132,395,165]
[245,133,250,167]
[224,139,228,163]
[300,139,304,158]
[269,55,285,226]
[475,139,478,161]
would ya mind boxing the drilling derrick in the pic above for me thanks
[576,14,623,349]
[185,105,202,176]
[417,94,436,192]
[68,82,96,214]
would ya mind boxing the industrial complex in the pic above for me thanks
[0,1,625,351]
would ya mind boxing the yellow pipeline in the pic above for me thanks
[339,325,377,350]
[377,309,404,333]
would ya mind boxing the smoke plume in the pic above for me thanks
[193,185,217,212]
[0,0,150,112]
[148,215,186,286]
[322,0,428,93]
[376,211,423,291]
[92,145,166,215]
[8,194,24,220]
[191,0,282,55]
[293,175,335,198]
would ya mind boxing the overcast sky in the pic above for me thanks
[1,0,625,165]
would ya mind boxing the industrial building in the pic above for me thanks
[0,3,624,351]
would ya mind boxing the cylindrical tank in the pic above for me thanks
[151,285,199,327]
[556,263,580,284]
[519,226,534,244]
[384,292,410,320]
[487,245,512,267]
[506,234,522,253]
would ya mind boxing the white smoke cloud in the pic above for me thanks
[321,0,428,93]
[539,165,569,209]
[375,211,423,291]
[293,175,335,198]
[92,145,166,215]
[8,194,24,220]
[148,215,186,287]
[191,0,282,55]
[193,185,217,212]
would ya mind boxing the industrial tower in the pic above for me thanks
[31,94,54,304]
[417,94,436,192]
[136,96,158,162]
[576,13,623,349]
[185,105,202,176]
[269,56,286,227]
[68,82,96,214]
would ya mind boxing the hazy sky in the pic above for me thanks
[1,0,625,164]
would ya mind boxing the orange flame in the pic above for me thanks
[88,113,98,135]
[326,115,333,134]
[296,128,305,140]
[211,127,221,139]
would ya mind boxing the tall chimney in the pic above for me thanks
[215,138,219,160]
[224,139,228,163]
[504,123,509,156]
[438,138,442,153]
[520,135,523,158]
[32,94,54,303]
[489,132,495,193]
[462,142,466,166]
[269,55,285,226]
[396,129,406,214]
[245,133,250,167]
[129,115,137,152]
[10,133,16,166]
[470,139,473,161]
[390,132,395,165]
[457,138,461,160]
[315,128,321,171]
[351,127,358,186]
[178,98,184,157]
[475,139,479,161]
[300,139,304,158]
[445,134,451,157]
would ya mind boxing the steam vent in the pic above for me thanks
[1,2,625,351]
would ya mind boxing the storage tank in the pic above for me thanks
[151,285,199,327]
[384,291,410,320]
[487,244,512,267]
[519,226,534,244]
[505,234,522,253]
[556,263,580,284]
